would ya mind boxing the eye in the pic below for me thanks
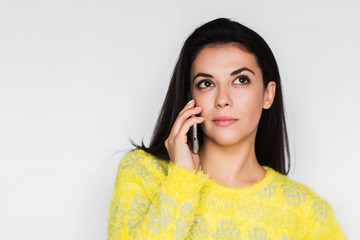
[197,80,214,89]
[234,75,250,85]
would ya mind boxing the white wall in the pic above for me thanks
[0,0,358,239]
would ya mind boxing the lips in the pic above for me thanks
[213,116,238,127]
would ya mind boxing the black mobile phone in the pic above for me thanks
[187,92,198,154]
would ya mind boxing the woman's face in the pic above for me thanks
[190,44,275,147]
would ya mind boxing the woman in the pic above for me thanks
[108,18,346,239]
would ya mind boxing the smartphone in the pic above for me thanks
[187,92,198,154]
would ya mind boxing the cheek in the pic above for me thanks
[196,101,210,118]
[193,94,212,114]
[241,91,265,120]
[233,90,264,117]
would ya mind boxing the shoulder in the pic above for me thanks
[115,149,169,186]
[267,168,335,227]
[259,168,345,238]
[119,149,168,174]
[269,167,329,211]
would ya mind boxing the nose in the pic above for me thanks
[215,86,232,108]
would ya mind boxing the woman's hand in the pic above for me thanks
[164,99,204,172]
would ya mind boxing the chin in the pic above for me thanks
[206,134,247,147]
[216,139,244,147]
[202,127,256,147]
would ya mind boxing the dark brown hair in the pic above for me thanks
[132,18,290,175]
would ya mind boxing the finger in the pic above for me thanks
[178,116,204,137]
[178,99,195,116]
[171,107,202,137]
[170,107,202,136]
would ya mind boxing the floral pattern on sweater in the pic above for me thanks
[108,149,346,240]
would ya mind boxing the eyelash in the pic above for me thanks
[196,74,250,89]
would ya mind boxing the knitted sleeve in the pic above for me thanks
[107,149,209,240]
[307,198,347,239]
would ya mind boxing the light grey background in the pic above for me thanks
[0,0,358,239]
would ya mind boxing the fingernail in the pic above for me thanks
[198,117,204,120]
[195,107,202,110]
[187,99,194,105]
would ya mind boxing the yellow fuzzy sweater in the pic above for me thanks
[108,149,346,239]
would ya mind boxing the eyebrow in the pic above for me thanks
[192,67,255,82]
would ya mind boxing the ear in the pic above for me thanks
[263,81,276,109]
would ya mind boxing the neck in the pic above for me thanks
[199,137,265,187]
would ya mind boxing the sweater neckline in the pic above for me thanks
[203,166,274,195]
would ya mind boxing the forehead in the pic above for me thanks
[190,44,260,76]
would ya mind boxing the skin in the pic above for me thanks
[165,43,276,187]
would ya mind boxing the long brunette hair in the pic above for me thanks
[132,18,290,175]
